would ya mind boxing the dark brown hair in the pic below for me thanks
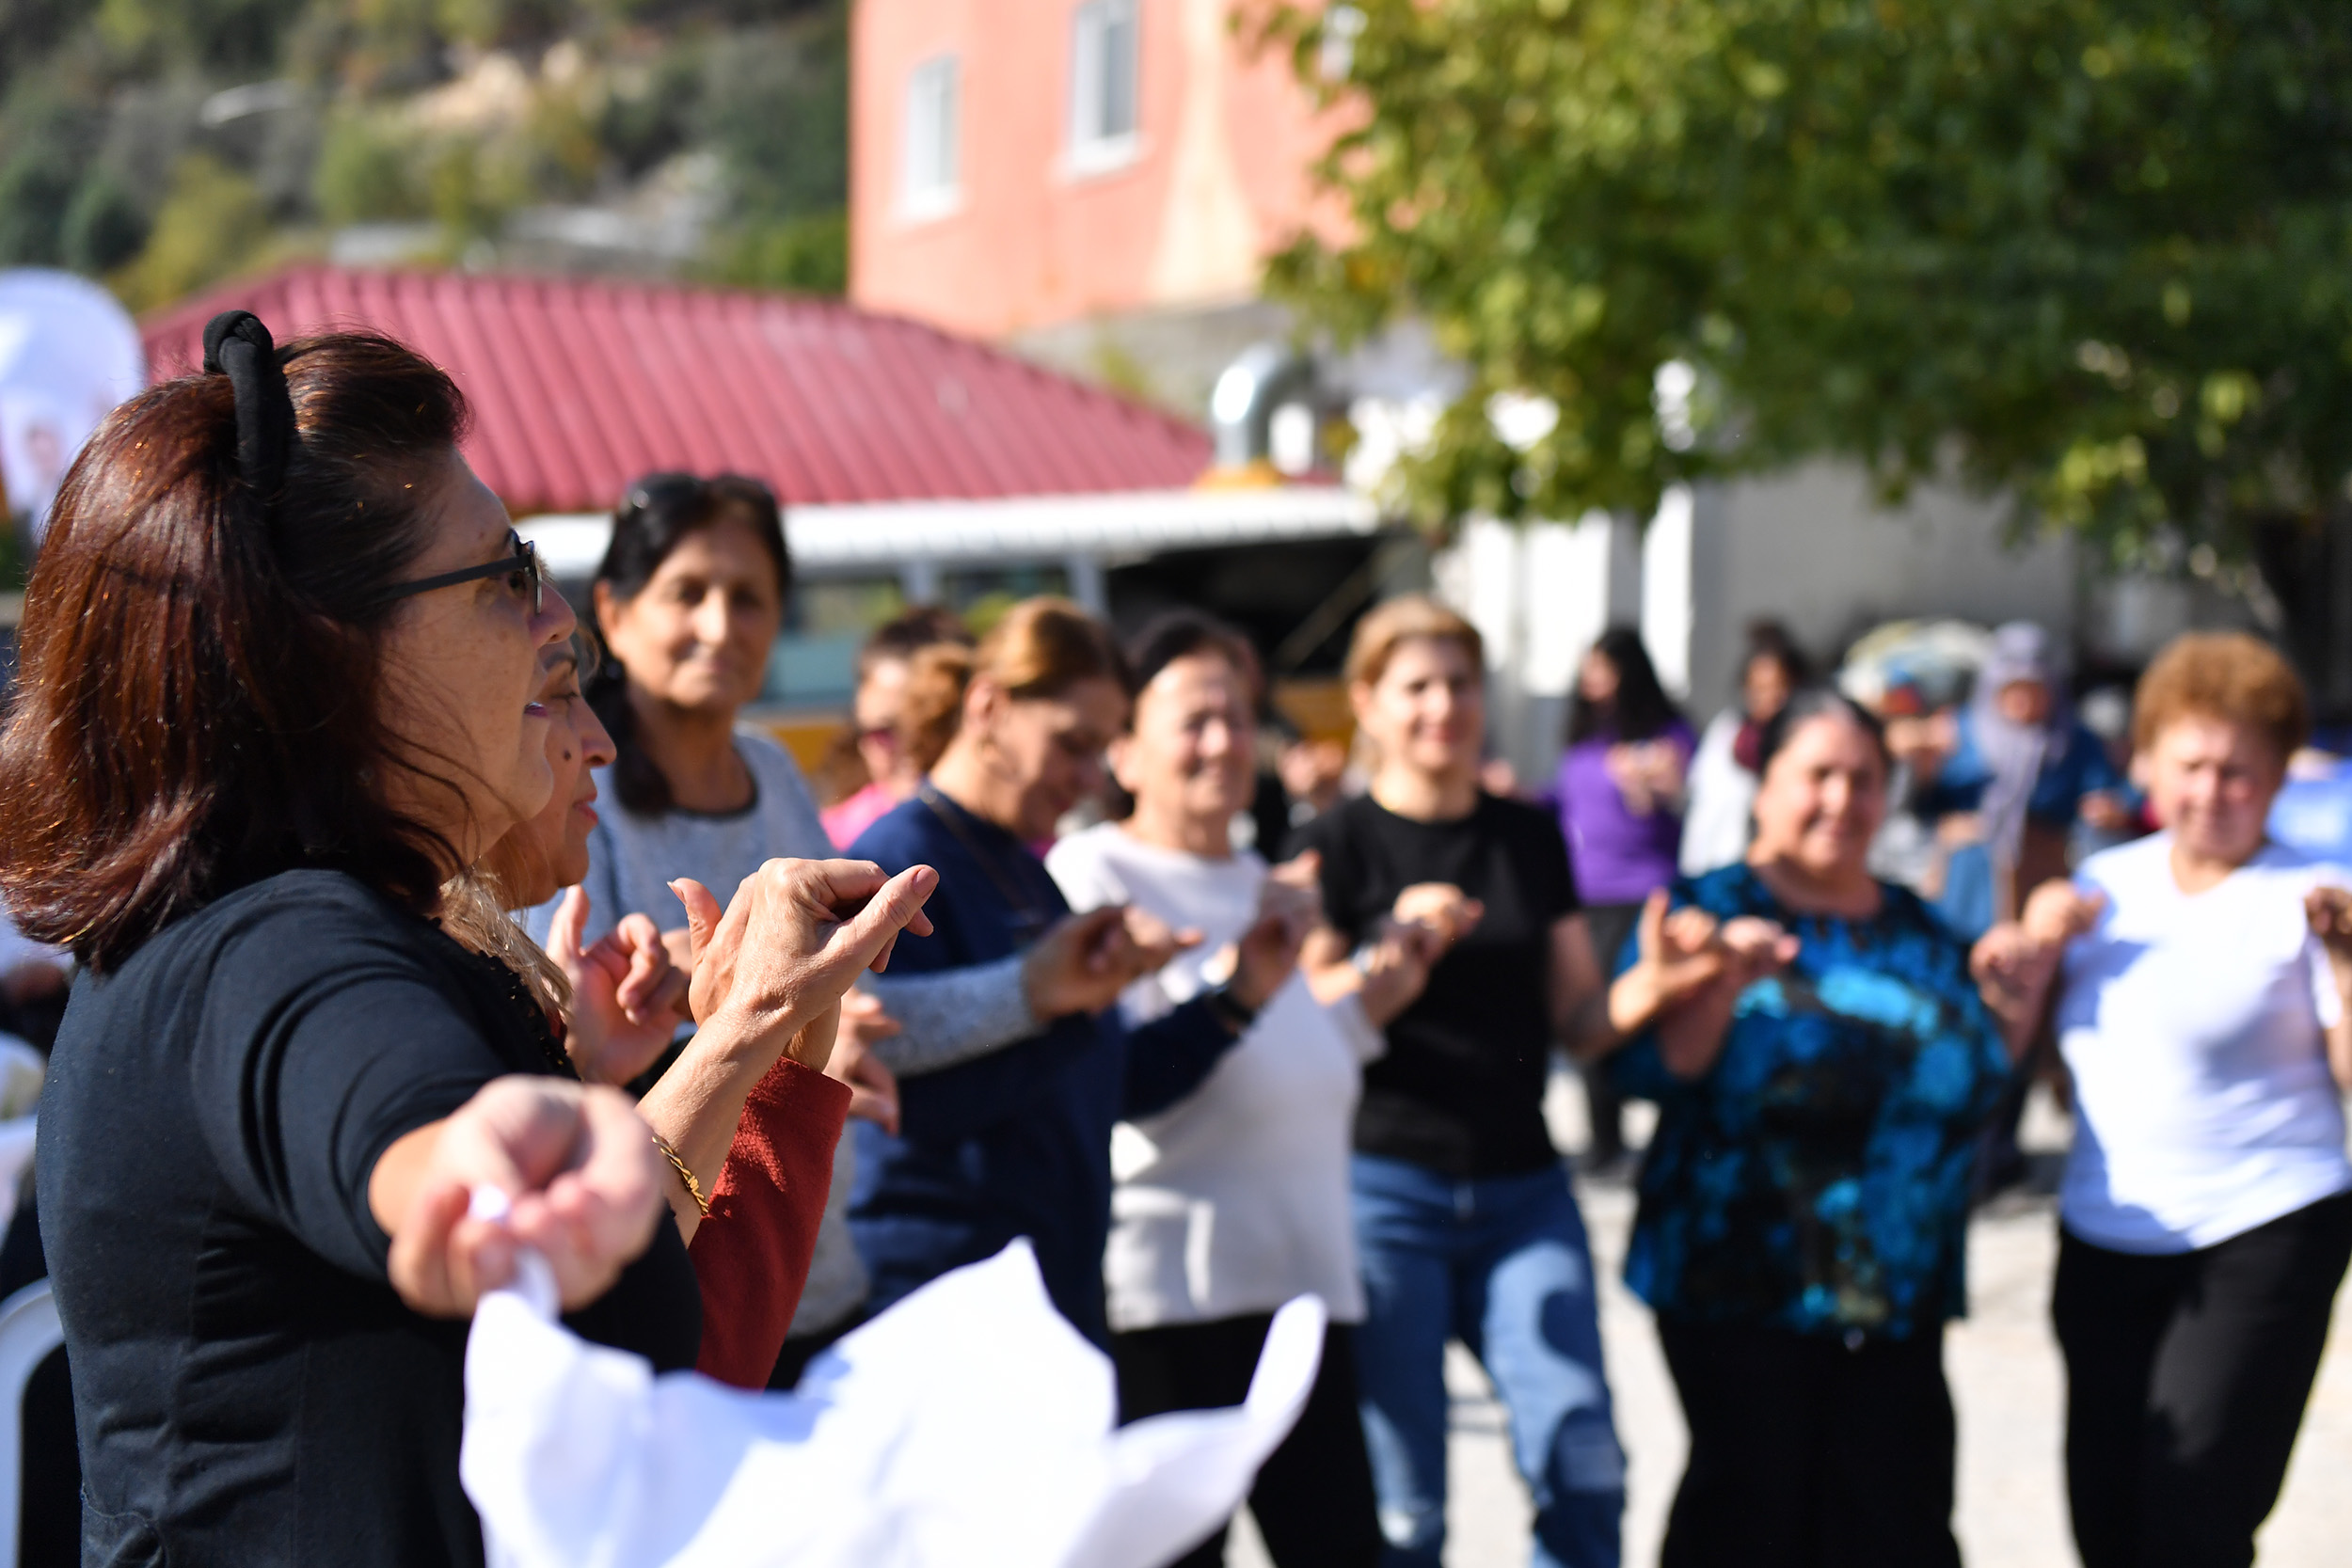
[0,332,471,972]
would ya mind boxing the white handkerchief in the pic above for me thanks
[461,1239,1325,1568]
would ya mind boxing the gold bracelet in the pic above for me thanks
[649,1131,711,1218]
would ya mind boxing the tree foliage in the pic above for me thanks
[1266,0,2352,571]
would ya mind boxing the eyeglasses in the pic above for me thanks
[622,471,778,519]
[377,529,546,616]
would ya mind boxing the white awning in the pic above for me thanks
[520,484,1384,578]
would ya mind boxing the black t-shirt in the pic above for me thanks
[40,870,700,1568]
[1293,793,1581,1177]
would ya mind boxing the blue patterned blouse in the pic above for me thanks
[1609,863,2014,1339]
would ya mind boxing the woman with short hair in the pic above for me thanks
[849,597,1309,1342]
[0,316,930,1565]
[1994,631,2352,1568]
[1047,611,1438,1567]
[1613,687,2044,1568]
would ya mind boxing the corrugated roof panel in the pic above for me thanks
[139,265,1211,513]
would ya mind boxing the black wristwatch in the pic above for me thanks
[1202,982,1260,1036]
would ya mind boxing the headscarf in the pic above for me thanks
[1970,621,2067,869]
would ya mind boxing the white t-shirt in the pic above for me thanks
[2056,832,2352,1253]
[1045,824,1384,1330]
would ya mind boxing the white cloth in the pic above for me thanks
[2056,832,2352,1253]
[523,728,866,1335]
[1678,709,1756,876]
[460,1239,1326,1568]
[1045,825,1381,1331]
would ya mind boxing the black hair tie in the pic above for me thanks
[200,309,295,512]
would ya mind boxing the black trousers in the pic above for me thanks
[2053,1190,2352,1568]
[1114,1314,1381,1568]
[1655,1319,1962,1568]
[1578,902,1646,1161]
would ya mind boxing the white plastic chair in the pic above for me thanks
[0,1280,62,1568]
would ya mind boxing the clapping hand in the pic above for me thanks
[545,885,690,1087]
[1228,851,1321,1012]
[2306,885,2352,976]
[1023,905,1205,1020]
[1391,882,1483,947]
[1608,888,1796,1076]
[828,989,903,1134]
[669,858,939,1072]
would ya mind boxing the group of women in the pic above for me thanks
[0,314,2344,1568]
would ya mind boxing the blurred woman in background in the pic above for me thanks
[1681,620,1809,876]
[1992,632,2352,1568]
[848,598,1307,1343]
[1554,626,1694,1170]
[822,606,975,849]
[530,471,901,1383]
[1048,611,1442,1568]
[1612,688,2044,1568]
[1292,595,1732,1568]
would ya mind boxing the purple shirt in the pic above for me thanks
[1554,721,1694,906]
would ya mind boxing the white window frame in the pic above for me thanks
[1065,0,1141,177]
[901,53,962,221]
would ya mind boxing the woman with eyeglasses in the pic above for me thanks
[1,317,933,1566]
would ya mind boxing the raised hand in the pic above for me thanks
[829,990,903,1133]
[2306,884,2352,958]
[1023,905,1205,1020]
[1355,914,1445,1026]
[2021,881,2106,949]
[1230,851,1322,1011]
[1607,888,1796,1078]
[1392,882,1484,946]
[378,1075,665,1317]
[669,858,939,1070]
[545,885,689,1087]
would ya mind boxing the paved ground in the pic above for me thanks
[1233,1084,2352,1568]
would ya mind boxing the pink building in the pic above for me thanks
[849,0,1345,342]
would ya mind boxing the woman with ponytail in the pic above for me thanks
[3,318,935,1565]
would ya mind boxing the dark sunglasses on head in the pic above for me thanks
[622,470,778,519]
[376,529,546,616]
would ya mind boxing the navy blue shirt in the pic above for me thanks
[847,789,1236,1343]
[1610,865,2013,1339]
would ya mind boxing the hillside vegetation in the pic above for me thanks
[0,0,849,311]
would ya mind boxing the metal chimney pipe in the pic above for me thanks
[1209,342,1316,469]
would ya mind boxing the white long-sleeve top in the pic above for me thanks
[1046,824,1383,1330]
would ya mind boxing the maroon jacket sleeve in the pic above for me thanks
[686,1056,851,1388]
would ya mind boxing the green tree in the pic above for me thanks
[1268,0,2352,662]
[112,151,271,310]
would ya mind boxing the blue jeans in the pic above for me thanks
[1352,1153,1624,1568]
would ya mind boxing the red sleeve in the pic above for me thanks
[686,1056,851,1388]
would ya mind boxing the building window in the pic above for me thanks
[1067,0,1139,172]
[902,54,961,218]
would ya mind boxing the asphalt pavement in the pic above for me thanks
[1232,1083,2352,1568]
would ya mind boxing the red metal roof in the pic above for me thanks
[141,265,1212,515]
